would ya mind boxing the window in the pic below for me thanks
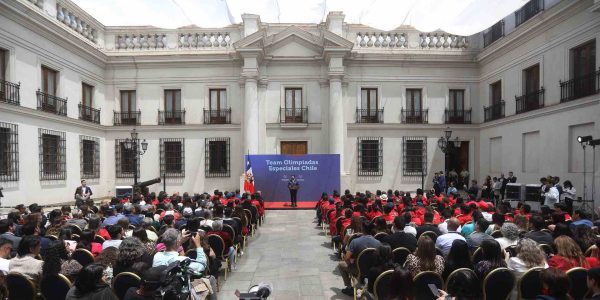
[209,89,226,111]
[120,90,136,113]
[490,81,502,104]
[449,89,464,111]
[160,138,185,177]
[360,88,378,110]
[0,122,18,182]
[403,137,427,176]
[357,137,382,176]
[523,64,540,94]
[38,128,66,180]
[285,88,302,110]
[205,137,230,177]
[406,89,422,111]
[82,83,93,107]
[0,49,6,81]
[41,66,57,96]
[571,40,595,79]
[165,89,181,112]
[115,139,138,178]
[80,136,99,179]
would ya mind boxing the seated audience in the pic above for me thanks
[442,239,473,280]
[548,235,591,271]
[9,235,44,284]
[506,238,548,279]
[78,229,102,257]
[42,240,83,281]
[65,263,117,300]
[537,267,571,300]
[113,237,151,277]
[405,235,444,277]
[152,228,207,273]
[0,238,12,273]
[466,218,493,249]
[437,267,481,300]
[495,222,519,250]
[102,225,124,250]
[366,244,396,294]
[388,267,414,300]
[208,220,236,270]
[474,239,506,279]
[381,216,417,252]
[524,215,553,245]
[0,219,20,257]
[436,217,465,256]
[338,228,381,296]
[587,268,600,299]
[123,265,167,300]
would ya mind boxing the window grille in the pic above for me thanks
[39,128,66,180]
[357,137,383,176]
[0,122,18,181]
[403,136,427,176]
[80,136,100,179]
[205,137,230,177]
[160,138,185,177]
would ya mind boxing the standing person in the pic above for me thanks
[507,171,517,184]
[439,171,447,194]
[561,180,576,215]
[499,173,507,200]
[460,169,470,191]
[288,175,300,208]
[543,180,560,207]
[74,179,93,207]
[492,177,502,205]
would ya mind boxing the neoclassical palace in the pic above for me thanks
[0,0,598,206]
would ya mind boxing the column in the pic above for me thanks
[244,77,259,154]
[329,75,344,172]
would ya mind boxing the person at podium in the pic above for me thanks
[288,175,300,207]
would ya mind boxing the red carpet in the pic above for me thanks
[264,201,316,210]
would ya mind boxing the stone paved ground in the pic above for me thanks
[216,210,352,300]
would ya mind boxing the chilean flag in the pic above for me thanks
[244,157,255,194]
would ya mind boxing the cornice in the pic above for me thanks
[347,123,478,131]
[266,123,323,130]
[0,102,105,131]
[104,124,242,132]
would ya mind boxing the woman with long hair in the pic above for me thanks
[553,223,573,239]
[366,244,396,294]
[42,240,83,282]
[443,239,474,280]
[388,267,414,300]
[437,268,482,300]
[77,229,102,257]
[538,268,572,300]
[474,239,506,279]
[507,237,548,279]
[549,235,591,271]
[113,237,151,277]
[405,235,444,277]
[132,227,155,255]
[95,247,118,283]
[572,224,596,253]
[65,263,117,300]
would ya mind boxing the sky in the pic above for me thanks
[72,0,529,35]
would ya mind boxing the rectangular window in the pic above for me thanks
[41,66,57,96]
[357,137,383,176]
[115,139,138,178]
[80,136,99,179]
[164,89,181,112]
[490,81,502,104]
[160,138,185,177]
[0,122,18,181]
[285,88,302,110]
[406,89,422,111]
[571,40,596,79]
[120,90,136,113]
[523,64,540,94]
[38,128,66,180]
[209,89,227,111]
[0,49,6,81]
[82,83,93,108]
[205,138,230,177]
[403,137,427,176]
[449,89,464,111]
[360,88,378,110]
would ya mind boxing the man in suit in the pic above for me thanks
[74,179,93,207]
[0,219,20,257]
[288,175,300,207]
[507,171,517,184]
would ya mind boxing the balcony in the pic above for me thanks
[444,109,472,124]
[79,103,100,124]
[0,79,20,105]
[203,108,231,124]
[516,88,545,114]
[158,110,186,125]
[113,111,141,126]
[280,108,308,124]
[484,101,505,122]
[560,69,600,103]
[36,90,67,116]
[401,109,429,124]
[483,20,504,48]
[515,0,544,27]
[356,108,383,123]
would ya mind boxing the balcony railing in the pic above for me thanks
[158,110,186,125]
[113,110,141,126]
[484,101,505,122]
[36,90,67,116]
[515,0,544,27]
[0,79,20,105]
[483,20,504,48]
[280,108,308,124]
[516,88,545,114]
[356,108,383,123]
[444,109,472,124]
[401,109,429,124]
[560,69,600,102]
[79,103,100,124]
[203,108,231,124]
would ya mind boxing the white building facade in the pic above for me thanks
[0,0,599,207]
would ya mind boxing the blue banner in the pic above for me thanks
[246,154,340,202]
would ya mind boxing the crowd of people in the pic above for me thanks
[315,179,599,300]
[0,189,265,300]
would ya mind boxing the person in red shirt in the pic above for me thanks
[548,236,592,271]
[413,189,429,206]
[382,204,397,224]
[456,205,473,225]
[208,220,236,269]
[159,203,181,221]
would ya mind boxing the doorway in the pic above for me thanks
[281,141,307,155]
[446,141,469,188]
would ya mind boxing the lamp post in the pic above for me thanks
[123,128,148,187]
[437,127,453,188]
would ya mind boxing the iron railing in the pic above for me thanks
[356,108,383,123]
[444,109,472,124]
[36,90,67,116]
[203,108,231,124]
[113,110,141,126]
[158,110,186,125]
[516,88,545,114]
[484,101,505,122]
[0,79,20,105]
[483,20,504,47]
[79,103,100,124]
[280,108,308,124]
[401,109,429,124]
[560,69,600,102]
[515,0,544,27]
[357,137,383,176]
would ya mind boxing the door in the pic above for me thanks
[446,141,469,187]
[284,88,303,123]
[406,89,422,122]
[361,88,378,122]
[281,141,308,155]
[209,89,227,123]
[448,89,465,123]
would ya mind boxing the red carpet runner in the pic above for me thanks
[263,201,316,209]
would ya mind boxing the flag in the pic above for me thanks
[244,156,255,194]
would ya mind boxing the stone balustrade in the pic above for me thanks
[419,33,469,49]
[56,2,98,43]
[178,32,232,48]
[27,0,43,9]
[114,34,167,50]
[355,32,408,48]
